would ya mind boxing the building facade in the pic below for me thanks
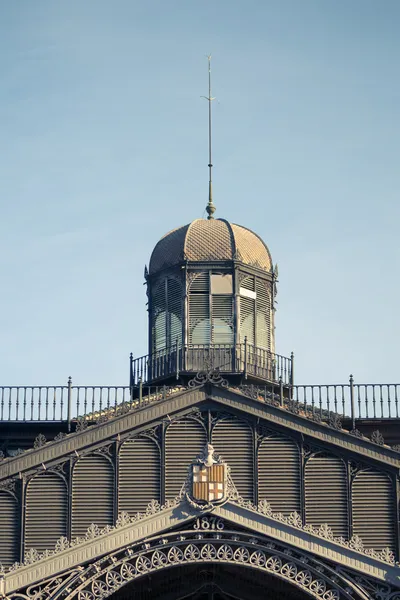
[0,213,400,600]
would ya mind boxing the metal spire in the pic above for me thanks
[203,55,216,219]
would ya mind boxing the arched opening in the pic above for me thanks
[71,532,346,600]
[109,563,312,600]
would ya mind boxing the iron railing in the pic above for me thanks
[0,382,180,426]
[130,342,293,387]
[0,375,399,430]
[240,378,400,427]
[292,379,400,423]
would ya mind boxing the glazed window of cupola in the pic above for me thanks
[188,272,233,345]
[152,278,183,352]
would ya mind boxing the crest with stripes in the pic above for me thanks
[190,443,227,505]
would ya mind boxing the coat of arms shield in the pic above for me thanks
[190,443,227,506]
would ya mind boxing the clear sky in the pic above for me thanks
[0,0,399,386]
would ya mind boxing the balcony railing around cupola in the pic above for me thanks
[130,342,293,388]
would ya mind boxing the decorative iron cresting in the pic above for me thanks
[188,361,228,389]
[0,401,363,463]
[1,380,400,460]
[33,434,47,449]
[7,499,180,573]
[0,478,17,493]
[231,497,396,566]
[10,524,400,600]
[6,488,397,574]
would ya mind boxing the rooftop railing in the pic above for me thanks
[0,377,399,429]
[249,379,400,429]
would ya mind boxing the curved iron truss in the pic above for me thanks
[8,526,400,600]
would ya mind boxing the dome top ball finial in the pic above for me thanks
[206,185,216,220]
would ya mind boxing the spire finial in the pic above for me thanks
[203,55,216,219]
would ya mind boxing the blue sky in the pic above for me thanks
[0,0,399,386]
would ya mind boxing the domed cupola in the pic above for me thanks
[145,214,279,383]
[139,55,290,387]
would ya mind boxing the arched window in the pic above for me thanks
[119,437,160,514]
[212,417,254,500]
[240,276,255,346]
[352,470,395,550]
[0,490,20,567]
[165,417,207,500]
[305,454,348,537]
[239,275,271,350]
[188,272,233,346]
[25,472,68,553]
[258,434,300,514]
[72,454,114,538]
[152,278,183,352]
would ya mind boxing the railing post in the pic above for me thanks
[176,338,180,380]
[67,376,72,432]
[129,353,134,400]
[139,377,143,404]
[350,374,355,430]
[290,352,294,400]
[244,337,248,380]
[290,352,294,386]
[279,376,284,407]
[129,352,134,384]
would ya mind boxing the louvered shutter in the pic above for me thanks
[240,276,255,292]
[25,473,67,553]
[152,280,166,352]
[258,435,300,514]
[212,295,233,345]
[189,273,210,345]
[119,437,160,514]
[190,272,210,293]
[305,455,348,537]
[256,279,270,350]
[189,295,210,344]
[0,491,20,567]
[352,470,395,550]
[165,418,207,499]
[72,454,114,538]
[240,296,255,346]
[167,279,182,347]
[212,418,254,500]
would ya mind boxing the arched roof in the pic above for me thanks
[149,218,272,275]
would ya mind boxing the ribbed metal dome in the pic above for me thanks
[149,218,272,275]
